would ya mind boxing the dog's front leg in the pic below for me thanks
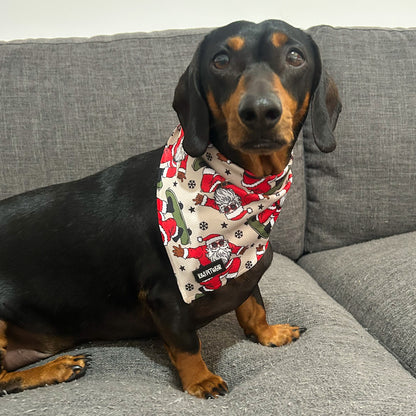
[147,293,228,398]
[236,285,306,347]
[165,338,228,399]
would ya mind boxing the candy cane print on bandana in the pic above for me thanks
[157,125,293,304]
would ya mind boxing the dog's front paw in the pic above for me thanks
[249,324,306,347]
[167,342,228,399]
[184,373,228,399]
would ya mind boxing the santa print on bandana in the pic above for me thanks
[157,125,292,304]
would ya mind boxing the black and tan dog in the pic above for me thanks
[0,20,341,398]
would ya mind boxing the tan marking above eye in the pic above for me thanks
[227,36,245,51]
[271,32,288,48]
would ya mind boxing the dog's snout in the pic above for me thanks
[238,95,282,130]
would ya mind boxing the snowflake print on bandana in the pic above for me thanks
[157,125,293,304]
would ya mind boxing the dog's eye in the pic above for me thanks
[286,49,305,67]
[213,53,230,69]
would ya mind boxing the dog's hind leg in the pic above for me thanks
[0,321,89,395]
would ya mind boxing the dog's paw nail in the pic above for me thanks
[205,393,215,400]
[298,327,307,334]
[217,383,228,396]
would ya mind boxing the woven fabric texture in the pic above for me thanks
[299,231,416,376]
[303,26,416,253]
[2,254,415,415]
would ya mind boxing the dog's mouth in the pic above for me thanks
[239,135,291,154]
[242,141,282,153]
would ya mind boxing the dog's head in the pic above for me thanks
[173,20,341,176]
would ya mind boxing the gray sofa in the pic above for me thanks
[1,23,415,415]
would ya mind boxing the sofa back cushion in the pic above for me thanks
[0,28,307,259]
[303,26,416,253]
[0,30,206,198]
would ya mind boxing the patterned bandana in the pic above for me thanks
[157,125,292,304]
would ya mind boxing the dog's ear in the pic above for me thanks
[309,40,342,153]
[173,40,210,157]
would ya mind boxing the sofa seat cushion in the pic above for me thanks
[2,254,415,415]
[299,231,416,376]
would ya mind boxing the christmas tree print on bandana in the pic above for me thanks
[157,125,293,304]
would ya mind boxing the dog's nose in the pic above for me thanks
[238,95,282,130]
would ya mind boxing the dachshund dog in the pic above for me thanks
[0,20,341,398]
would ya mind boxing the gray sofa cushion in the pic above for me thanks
[2,254,415,415]
[0,29,306,259]
[303,26,416,253]
[0,30,207,198]
[299,231,416,376]
[270,137,305,259]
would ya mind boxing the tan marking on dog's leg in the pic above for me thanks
[236,296,304,347]
[0,322,89,394]
[0,321,24,394]
[1,354,89,394]
[166,342,228,399]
